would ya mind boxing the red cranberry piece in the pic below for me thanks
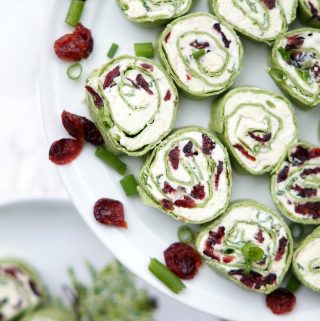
[262,0,276,9]
[233,144,256,161]
[161,199,174,210]
[82,117,104,146]
[214,161,223,189]
[186,74,191,80]
[174,196,196,208]
[190,40,210,49]
[292,185,317,198]
[291,145,310,165]
[49,138,83,165]
[285,35,305,50]
[277,165,289,183]
[266,288,296,315]
[202,134,215,155]
[93,198,127,228]
[162,181,175,194]
[164,32,171,43]
[248,131,272,143]
[103,66,120,89]
[213,23,231,48]
[295,202,320,218]
[169,146,180,170]
[301,167,320,178]
[140,63,153,71]
[164,90,171,101]
[85,86,104,109]
[183,141,198,157]
[264,273,277,286]
[275,237,288,261]
[136,74,153,95]
[190,184,205,200]
[255,229,265,243]
[223,256,234,263]
[164,242,202,279]
[54,23,93,61]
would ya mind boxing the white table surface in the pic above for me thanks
[0,1,219,320]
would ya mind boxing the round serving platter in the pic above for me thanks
[40,1,319,320]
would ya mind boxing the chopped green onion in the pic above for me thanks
[107,43,119,59]
[192,49,206,59]
[67,62,82,80]
[289,223,305,242]
[148,258,185,294]
[177,226,194,243]
[134,43,154,58]
[95,147,127,175]
[241,242,264,275]
[65,0,85,27]
[120,175,138,196]
[286,273,301,293]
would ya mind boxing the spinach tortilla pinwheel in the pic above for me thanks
[138,127,232,224]
[116,0,195,27]
[298,0,320,28]
[196,200,293,294]
[157,13,243,98]
[293,227,320,292]
[85,55,178,156]
[271,142,320,224]
[209,0,297,44]
[0,258,45,321]
[210,87,298,175]
[20,307,75,321]
[269,28,320,109]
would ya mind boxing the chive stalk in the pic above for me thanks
[65,0,86,27]
[134,43,154,58]
[148,258,185,294]
[120,175,138,196]
[107,43,119,59]
[192,49,205,59]
[67,62,82,80]
[95,147,127,175]
[177,226,194,243]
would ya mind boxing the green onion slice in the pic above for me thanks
[289,223,305,242]
[120,175,138,196]
[65,0,85,27]
[95,147,127,175]
[148,258,185,294]
[269,68,287,82]
[286,273,301,293]
[134,43,154,58]
[241,242,264,275]
[177,226,194,243]
[67,62,82,80]
[107,43,119,59]
[192,49,206,59]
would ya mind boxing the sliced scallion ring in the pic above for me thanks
[67,62,82,80]
[120,175,139,196]
[107,43,119,59]
[177,226,194,243]
[134,43,154,58]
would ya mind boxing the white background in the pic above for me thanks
[0,1,219,320]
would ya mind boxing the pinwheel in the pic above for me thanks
[116,0,195,26]
[271,142,320,224]
[0,258,45,321]
[293,227,320,292]
[85,55,178,156]
[269,28,320,109]
[209,0,297,43]
[298,0,320,28]
[157,13,243,98]
[210,87,298,175]
[196,200,293,294]
[138,127,232,224]
[20,307,75,321]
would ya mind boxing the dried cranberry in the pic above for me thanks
[164,32,171,43]
[262,0,276,9]
[275,237,288,261]
[82,119,104,146]
[264,273,277,286]
[223,256,234,263]
[202,134,215,155]
[255,229,265,243]
[292,185,317,198]
[248,131,272,143]
[190,184,205,200]
[85,86,104,108]
[310,148,320,159]
[161,199,174,210]
[285,35,305,50]
[103,66,120,89]
[213,23,231,48]
[54,23,93,61]
[277,165,289,183]
[266,288,296,315]
[136,74,153,95]
[208,227,225,246]
[233,144,256,161]
[29,279,42,296]
[164,90,171,101]
[174,196,196,208]
[4,267,18,277]
[93,198,127,228]
[169,146,180,170]
[164,242,202,279]
[49,138,83,165]
[203,247,220,261]
[301,167,320,178]
[186,74,191,80]
[183,141,198,157]
[190,40,210,49]
[214,161,223,189]
[140,63,154,71]
[295,202,320,218]
[241,270,264,289]
[291,145,310,165]
[309,2,320,20]
[162,181,175,194]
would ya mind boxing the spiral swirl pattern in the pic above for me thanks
[298,0,320,28]
[116,0,195,26]
[85,55,178,156]
[271,143,320,224]
[138,127,232,224]
[196,200,293,294]
[0,259,44,321]
[270,28,320,109]
[210,0,297,43]
[158,13,243,98]
[210,87,297,175]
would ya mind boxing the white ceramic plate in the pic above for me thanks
[0,198,218,321]
[40,1,320,320]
